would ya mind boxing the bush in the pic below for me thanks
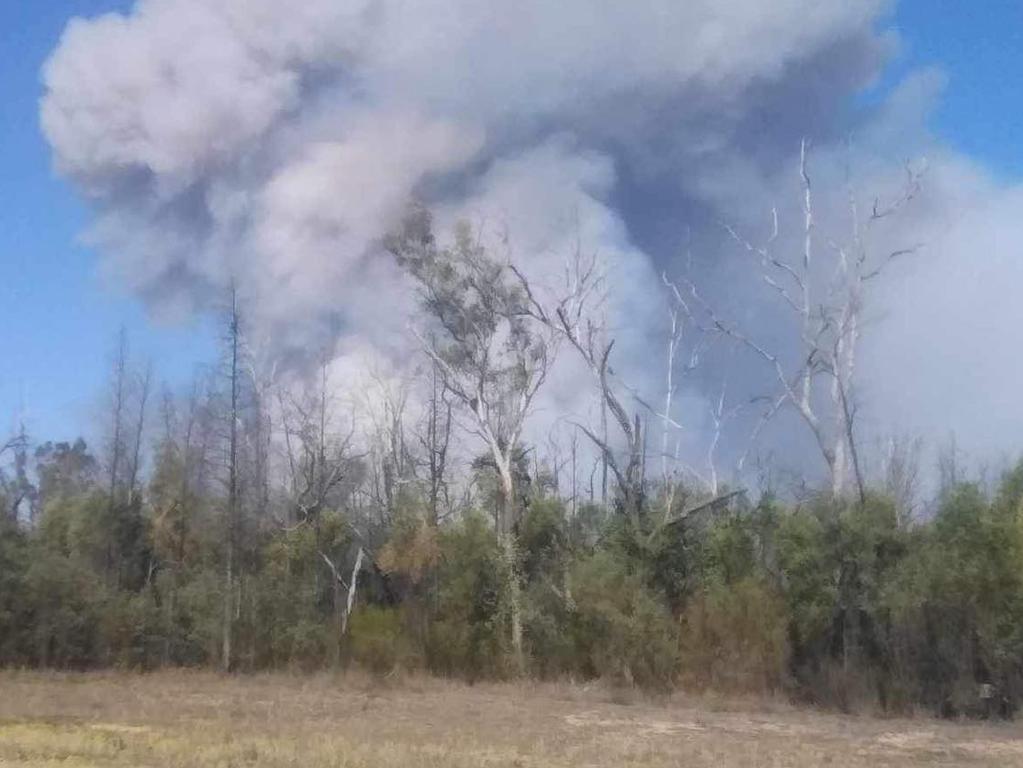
[884,483,1023,714]
[99,591,166,669]
[523,578,574,679]
[0,521,30,665]
[349,606,416,675]
[23,547,105,668]
[569,551,678,690]
[425,512,512,680]
[168,568,222,666]
[678,578,788,693]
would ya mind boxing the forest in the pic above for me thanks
[2,153,1021,721]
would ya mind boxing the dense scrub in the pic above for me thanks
[5,446,1023,718]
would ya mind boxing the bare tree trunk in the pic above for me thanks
[331,567,344,669]
[495,458,515,537]
[341,547,364,638]
[600,396,608,507]
[127,362,152,500]
[493,457,525,674]
[222,288,241,674]
[570,427,578,518]
[106,328,128,583]
[499,532,525,674]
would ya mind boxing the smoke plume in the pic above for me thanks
[41,0,1023,483]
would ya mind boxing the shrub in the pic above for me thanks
[349,606,415,675]
[678,578,788,693]
[569,551,678,690]
[99,591,166,669]
[425,512,511,680]
[0,521,30,665]
[523,578,574,679]
[23,547,105,668]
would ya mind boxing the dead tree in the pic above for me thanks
[669,140,923,500]
[0,427,31,524]
[362,368,416,525]
[210,286,261,671]
[126,362,152,502]
[246,352,279,527]
[278,355,367,668]
[151,377,214,664]
[222,287,242,673]
[511,249,648,524]
[648,272,729,521]
[416,361,453,525]
[103,329,129,582]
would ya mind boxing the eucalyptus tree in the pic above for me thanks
[388,206,556,671]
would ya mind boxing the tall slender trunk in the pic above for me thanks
[600,397,608,506]
[222,289,240,674]
[222,533,234,672]
[342,548,364,638]
[331,572,344,669]
[493,462,524,674]
[106,330,128,584]
[499,532,525,675]
[330,547,364,668]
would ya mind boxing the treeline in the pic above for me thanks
[3,433,1023,717]
[1,164,1020,718]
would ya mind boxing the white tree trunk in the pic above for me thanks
[340,546,365,638]
[499,533,525,675]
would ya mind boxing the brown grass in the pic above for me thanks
[1,670,1021,766]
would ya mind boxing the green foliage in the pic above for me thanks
[518,498,568,583]
[569,551,678,690]
[678,577,788,693]
[675,509,788,693]
[885,482,1023,713]
[169,568,224,665]
[349,606,416,675]
[248,523,334,670]
[771,494,911,710]
[99,591,166,669]
[22,545,105,667]
[0,521,30,664]
[425,511,511,679]
[14,410,1023,720]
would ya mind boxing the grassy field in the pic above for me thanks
[1,671,1022,767]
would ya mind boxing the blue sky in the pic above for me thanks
[0,0,1020,444]
[0,0,214,444]
[888,0,1023,179]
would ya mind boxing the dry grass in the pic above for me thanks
[1,671,1022,766]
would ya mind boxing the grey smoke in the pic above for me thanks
[41,0,1023,485]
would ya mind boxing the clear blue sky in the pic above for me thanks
[0,0,1020,443]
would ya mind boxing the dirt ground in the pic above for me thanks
[1,670,1022,767]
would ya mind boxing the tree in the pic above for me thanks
[34,439,97,508]
[510,249,649,523]
[97,330,153,589]
[149,377,216,664]
[102,329,130,583]
[389,207,555,671]
[0,427,32,524]
[417,361,454,526]
[219,287,244,672]
[669,141,924,499]
[278,354,366,668]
